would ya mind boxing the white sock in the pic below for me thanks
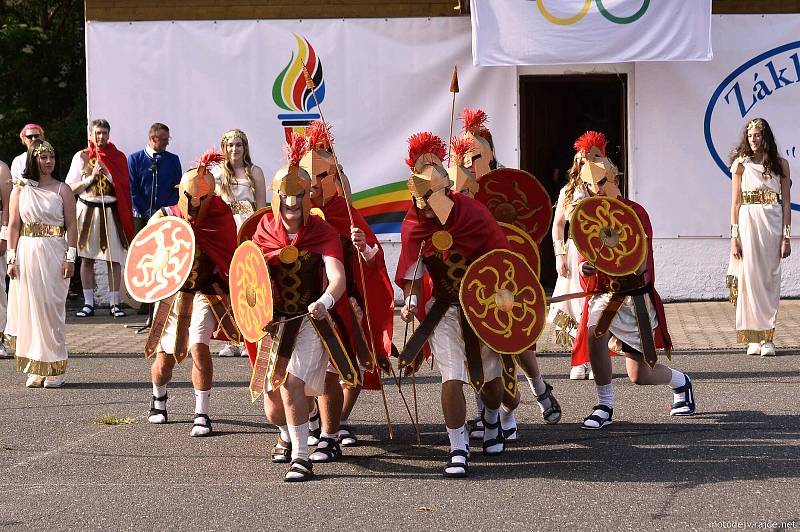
[528,374,547,396]
[668,369,686,389]
[288,423,310,461]
[194,389,210,415]
[474,394,484,414]
[500,405,516,430]
[152,384,167,409]
[320,431,337,440]
[110,291,121,306]
[596,383,614,408]
[83,289,94,307]
[447,425,467,452]
[278,424,290,442]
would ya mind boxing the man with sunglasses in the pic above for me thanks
[10,124,45,183]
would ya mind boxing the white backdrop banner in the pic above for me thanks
[85,17,517,235]
[471,0,712,66]
[634,15,800,238]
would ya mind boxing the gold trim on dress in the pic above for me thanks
[21,222,66,238]
[725,275,738,306]
[740,190,781,205]
[230,200,255,216]
[16,355,67,376]
[737,329,775,344]
[552,309,578,348]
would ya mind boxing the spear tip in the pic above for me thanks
[450,65,459,93]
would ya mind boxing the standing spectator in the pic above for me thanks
[6,140,78,388]
[10,124,45,183]
[727,118,791,356]
[127,123,182,232]
[65,119,135,318]
[0,160,12,358]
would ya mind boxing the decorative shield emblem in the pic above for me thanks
[570,196,647,276]
[459,249,546,354]
[237,206,272,244]
[475,168,552,244]
[229,241,273,343]
[124,216,195,303]
[498,222,541,277]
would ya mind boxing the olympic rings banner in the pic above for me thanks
[470,0,713,66]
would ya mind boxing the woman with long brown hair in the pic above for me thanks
[727,118,791,357]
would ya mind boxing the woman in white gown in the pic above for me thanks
[6,140,78,387]
[727,118,791,357]
[214,129,266,357]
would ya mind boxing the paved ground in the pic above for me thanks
[1,301,799,530]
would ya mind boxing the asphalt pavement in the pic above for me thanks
[1,301,799,531]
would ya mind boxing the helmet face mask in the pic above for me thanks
[580,146,621,198]
[178,167,216,222]
[272,165,312,224]
[463,133,493,180]
[408,163,453,224]
[301,148,339,206]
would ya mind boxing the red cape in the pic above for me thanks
[88,141,135,242]
[320,195,395,390]
[165,197,237,280]
[571,197,672,366]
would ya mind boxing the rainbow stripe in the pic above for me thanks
[352,180,410,234]
[272,34,325,113]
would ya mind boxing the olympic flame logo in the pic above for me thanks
[535,0,649,25]
[575,198,642,268]
[466,259,539,339]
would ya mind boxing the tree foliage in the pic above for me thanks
[0,0,86,173]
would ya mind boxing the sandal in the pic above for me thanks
[284,458,314,482]
[443,449,469,478]
[147,393,168,424]
[310,436,341,463]
[536,382,562,425]
[581,404,613,430]
[337,425,358,447]
[110,305,126,318]
[308,401,321,446]
[467,414,484,440]
[670,374,696,416]
[481,413,505,456]
[271,435,292,463]
[75,305,94,318]
[502,424,518,441]
[190,413,213,437]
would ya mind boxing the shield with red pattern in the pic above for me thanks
[125,216,195,303]
[459,249,546,354]
[498,222,541,277]
[237,206,272,244]
[229,241,273,343]
[570,196,647,276]
[475,168,552,244]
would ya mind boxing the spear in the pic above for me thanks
[447,65,459,164]
[301,62,396,439]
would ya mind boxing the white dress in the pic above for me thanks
[727,157,783,343]
[214,168,256,229]
[6,182,69,376]
[547,184,589,347]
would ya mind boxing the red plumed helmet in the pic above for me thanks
[460,108,489,133]
[449,134,474,165]
[305,120,334,150]
[574,131,607,157]
[284,132,308,167]
[406,132,446,169]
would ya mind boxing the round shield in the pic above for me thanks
[570,196,647,276]
[237,206,272,244]
[475,168,552,244]
[125,216,195,303]
[230,241,273,343]
[459,249,546,354]
[498,222,541,277]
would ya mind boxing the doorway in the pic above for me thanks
[519,74,628,290]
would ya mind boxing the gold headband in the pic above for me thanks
[32,141,54,158]
[747,119,765,132]
[222,129,248,145]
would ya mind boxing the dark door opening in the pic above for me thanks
[519,74,627,290]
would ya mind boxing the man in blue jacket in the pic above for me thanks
[127,123,182,232]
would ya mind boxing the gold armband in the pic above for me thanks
[783,225,791,239]
[553,239,567,256]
